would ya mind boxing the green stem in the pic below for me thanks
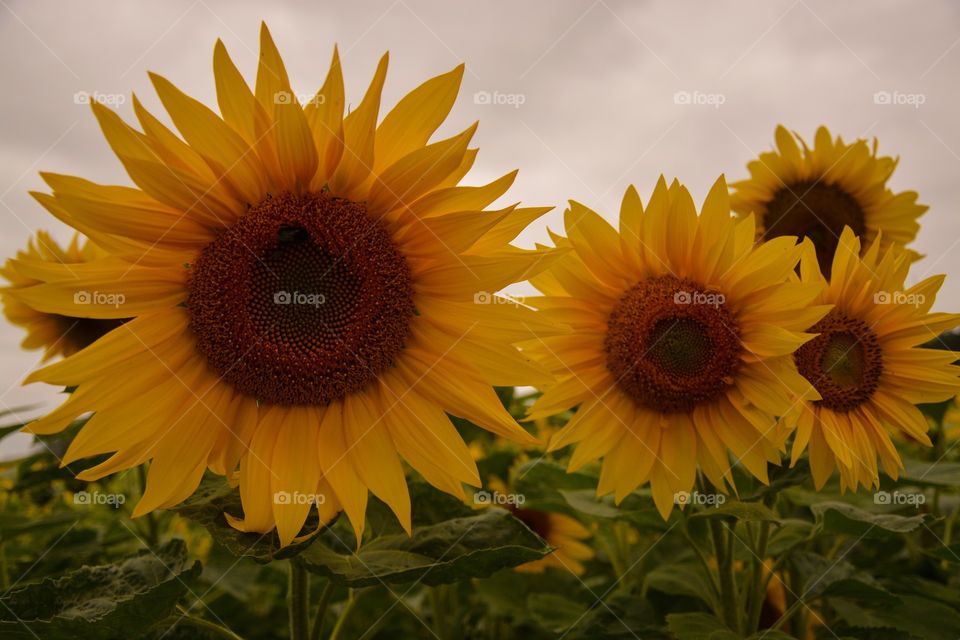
[431,586,447,639]
[136,465,159,545]
[329,589,360,640]
[709,519,739,632]
[746,520,772,634]
[309,580,335,640]
[288,559,309,640]
[175,605,245,640]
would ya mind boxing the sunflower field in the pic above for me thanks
[2,11,960,640]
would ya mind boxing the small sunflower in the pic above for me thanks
[527,175,827,519]
[511,508,593,575]
[9,23,556,546]
[482,476,594,575]
[786,228,960,490]
[731,126,926,277]
[2,231,127,360]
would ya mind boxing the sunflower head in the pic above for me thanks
[10,23,557,547]
[2,232,126,361]
[527,175,828,518]
[731,126,926,277]
[786,227,960,491]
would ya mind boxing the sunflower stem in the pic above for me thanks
[745,520,772,634]
[309,579,335,640]
[328,589,360,640]
[288,558,310,640]
[709,518,739,632]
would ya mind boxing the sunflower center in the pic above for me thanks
[763,181,865,276]
[794,310,883,412]
[187,192,415,405]
[604,275,742,413]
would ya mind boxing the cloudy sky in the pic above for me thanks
[2,0,959,456]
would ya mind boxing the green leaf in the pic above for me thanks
[0,512,80,542]
[567,593,664,639]
[644,563,718,610]
[689,501,780,523]
[831,593,960,640]
[172,474,331,563]
[527,593,587,634]
[921,542,960,564]
[898,458,960,488]
[300,507,550,587]
[665,612,740,640]
[0,539,201,640]
[819,579,900,607]
[811,501,927,538]
[558,489,623,518]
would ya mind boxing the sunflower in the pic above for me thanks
[785,228,960,490]
[2,231,127,360]
[527,175,827,519]
[9,23,557,546]
[731,126,926,277]
[481,475,594,575]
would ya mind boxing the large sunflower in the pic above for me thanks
[527,176,827,518]
[2,232,126,360]
[9,24,557,546]
[731,126,926,277]
[786,228,960,491]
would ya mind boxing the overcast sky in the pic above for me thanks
[2,0,959,456]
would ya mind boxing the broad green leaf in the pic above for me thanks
[644,563,718,610]
[689,501,780,523]
[0,512,80,542]
[300,507,550,587]
[811,502,927,538]
[766,519,814,555]
[172,473,331,563]
[665,612,740,640]
[921,542,960,564]
[567,592,663,639]
[898,459,960,488]
[831,593,960,640]
[0,539,200,640]
[819,578,900,607]
[558,489,622,518]
[527,593,587,634]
